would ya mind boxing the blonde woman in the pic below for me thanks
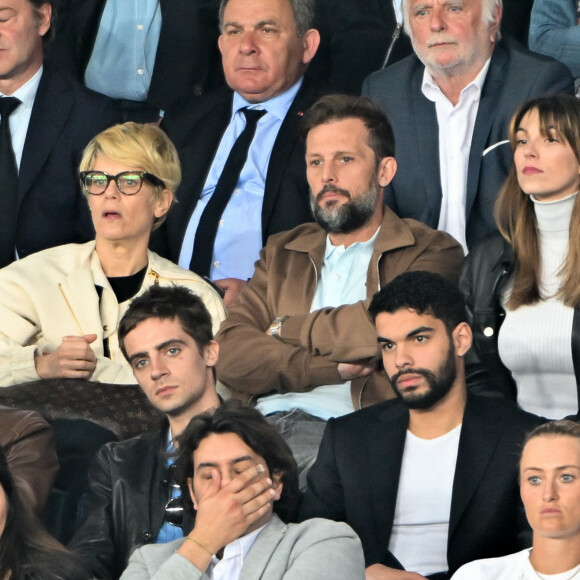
[460,94,580,418]
[452,420,580,579]
[0,122,225,387]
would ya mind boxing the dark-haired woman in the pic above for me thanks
[0,446,91,579]
[461,94,580,418]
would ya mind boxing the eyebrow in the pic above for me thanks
[523,465,580,473]
[377,325,435,344]
[196,455,255,471]
[127,339,187,364]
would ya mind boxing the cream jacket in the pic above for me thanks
[0,242,226,386]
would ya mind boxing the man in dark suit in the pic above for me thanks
[306,0,535,95]
[0,0,119,265]
[157,0,322,307]
[45,0,221,122]
[362,0,573,251]
[300,271,542,579]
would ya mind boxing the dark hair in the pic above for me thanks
[495,94,580,309]
[118,285,214,360]
[175,403,300,523]
[29,0,56,46]
[369,271,467,335]
[219,0,314,37]
[0,447,90,579]
[300,94,396,161]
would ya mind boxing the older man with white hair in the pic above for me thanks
[362,0,573,252]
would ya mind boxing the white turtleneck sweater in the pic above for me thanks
[497,192,577,419]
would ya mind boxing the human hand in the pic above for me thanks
[188,463,276,555]
[366,564,427,580]
[214,278,247,309]
[35,334,98,379]
[337,360,378,380]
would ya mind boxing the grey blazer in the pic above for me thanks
[120,515,365,579]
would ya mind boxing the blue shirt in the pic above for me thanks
[257,228,379,420]
[85,0,162,101]
[178,80,302,281]
[155,434,183,544]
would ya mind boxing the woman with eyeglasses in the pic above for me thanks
[460,94,580,419]
[0,122,225,386]
[452,420,580,579]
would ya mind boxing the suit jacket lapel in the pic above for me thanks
[411,69,442,222]
[240,515,286,579]
[19,68,74,205]
[261,80,323,235]
[448,396,503,542]
[465,43,509,219]
[174,92,233,240]
[368,403,409,554]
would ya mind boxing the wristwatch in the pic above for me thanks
[269,316,289,339]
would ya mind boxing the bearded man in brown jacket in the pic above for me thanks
[216,95,464,489]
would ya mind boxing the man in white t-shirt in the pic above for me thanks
[300,271,543,579]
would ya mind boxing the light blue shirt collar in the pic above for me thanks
[231,78,303,122]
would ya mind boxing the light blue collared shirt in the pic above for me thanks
[257,228,380,420]
[1,65,42,170]
[155,431,183,544]
[85,0,162,101]
[178,80,303,281]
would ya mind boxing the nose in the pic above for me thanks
[321,161,338,184]
[239,30,258,55]
[543,478,558,502]
[430,5,446,32]
[150,354,169,381]
[103,177,120,198]
[394,345,413,370]
[523,140,538,158]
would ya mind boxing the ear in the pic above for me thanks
[488,4,502,43]
[451,322,472,357]
[301,29,320,65]
[204,340,219,368]
[188,477,198,511]
[153,188,173,219]
[37,3,52,38]
[218,33,225,56]
[271,470,284,502]
[377,157,397,188]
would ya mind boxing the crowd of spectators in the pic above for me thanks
[0,0,579,578]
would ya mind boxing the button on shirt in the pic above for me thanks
[207,524,265,580]
[422,59,490,253]
[178,81,302,281]
[85,0,162,101]
[1,65,42,171]
[257,228,379,420]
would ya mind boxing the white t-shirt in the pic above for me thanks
[451,548,580,580]
[388,425,461,575]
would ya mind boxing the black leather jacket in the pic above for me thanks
[460,231,580,412]
[68,427,193,580]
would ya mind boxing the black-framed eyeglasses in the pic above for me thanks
[79,170,166,196]
[164,464,184,528]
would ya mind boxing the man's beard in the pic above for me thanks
[310,175,379,234]
[389,342,457,410]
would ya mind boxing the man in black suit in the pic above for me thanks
[157,0,322,307]
[300,271,542,579]
[45,0,221,122]
[0,0,119,265]
[362,0,573,251]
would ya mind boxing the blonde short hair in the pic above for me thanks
[79,122,181,230]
